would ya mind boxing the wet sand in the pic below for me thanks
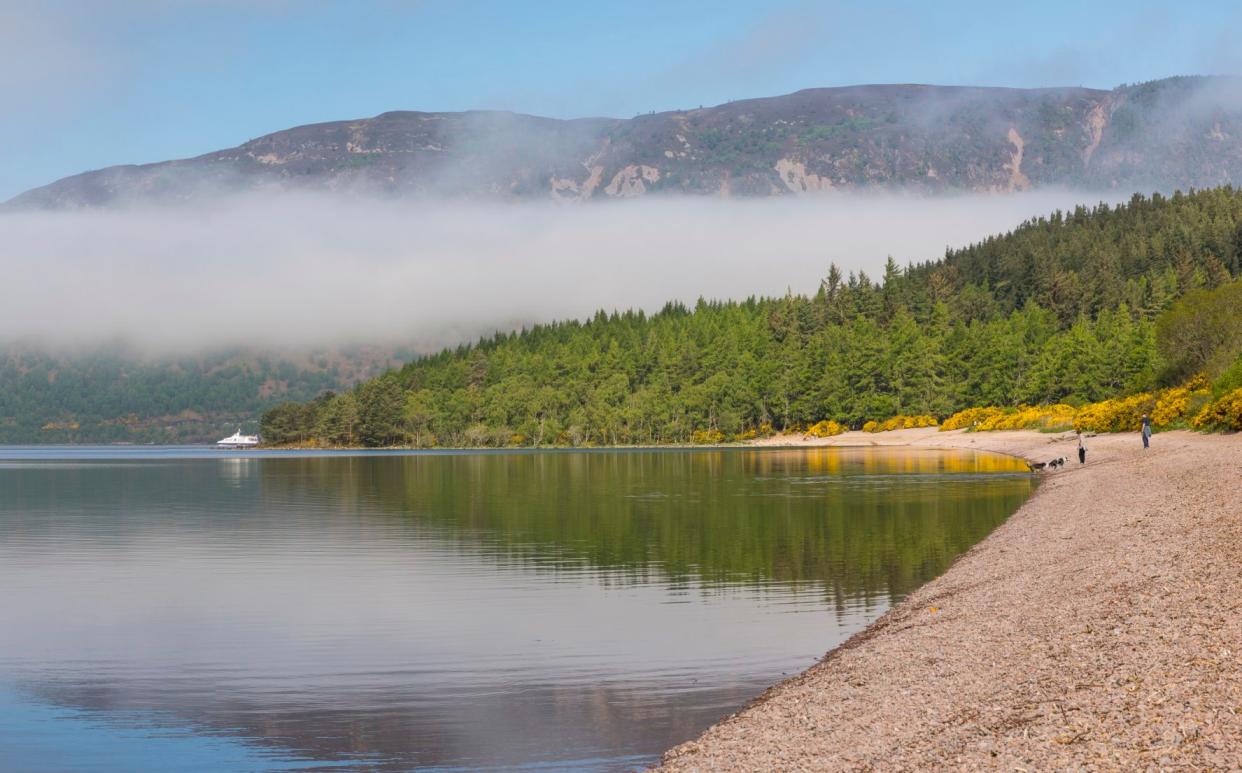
[660,428,1242,770]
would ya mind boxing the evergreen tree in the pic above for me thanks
[263,188,1242,447]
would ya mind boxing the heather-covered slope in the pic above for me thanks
[11,77,1242,208]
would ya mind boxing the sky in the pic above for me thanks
[4,0,1242,201]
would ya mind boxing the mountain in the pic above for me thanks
[10,76,1242,209]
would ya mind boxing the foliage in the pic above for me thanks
[690,429,726,444]
[315,392,360,445]
[266,188,1242,447]
[980,405,1076,432]
[357,376,405,446]
[940,404,1075,432]
[1156,279,1242,380]
[806,419,846,438]
[1071,380,1207,432]
[940,407,1006,431]
[1213,356,1242,397]
[866,414,938,432]
[1191,388,1242,431]
[1150,384,1202,426]
[938,379,1210,435]
[0,345,404,444]
[1073,393,1157,433]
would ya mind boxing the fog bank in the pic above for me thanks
[0,191,1119,352]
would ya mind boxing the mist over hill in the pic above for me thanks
[0,190,1098,443]
[9,76,1242,209]
[6,75,1242,443]
[262,187,1242,448]
[0,344,410,444]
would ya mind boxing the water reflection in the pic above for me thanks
[0,447,1032,771]
[257,447,1031,599]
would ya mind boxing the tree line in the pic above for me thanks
[263,188,1242,447]
[0,346,406,444]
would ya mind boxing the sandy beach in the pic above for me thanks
[660,427,1242,770]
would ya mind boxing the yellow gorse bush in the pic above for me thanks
[1151,386,1194,427]
[939,405,1073,431]
[939,406,1005,431]
[690,428,725,444]
[1073,393,1153,432]
[864,415,938,433]
[805,419,846,438]
[1184,373,1211,391]
[1074,380,1208,432]
[1192,387,1242,431]
[979,404,1076,431]
[723,378,1220,444]
[937,378,1209,434]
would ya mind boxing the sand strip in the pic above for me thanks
[660,428,1242,770]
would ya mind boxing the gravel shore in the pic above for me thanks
[660,428,1242,770]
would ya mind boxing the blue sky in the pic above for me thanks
[3,0,1242,200]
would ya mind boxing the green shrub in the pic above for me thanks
[1192,388,1242,431]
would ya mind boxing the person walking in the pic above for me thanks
[1077,429,1087,464]
[1141,414,1152,449]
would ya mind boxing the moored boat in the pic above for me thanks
[216,429,259,448]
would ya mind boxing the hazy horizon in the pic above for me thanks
[0,189,1124,355]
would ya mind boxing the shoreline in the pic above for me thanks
[242,428,1075,457]
[658,427,1242,769]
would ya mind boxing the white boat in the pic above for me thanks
[216,429,260,448]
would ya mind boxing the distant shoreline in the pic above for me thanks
[255,428,1056,457]
[253,431,1060,466]
[659,428,1242,769]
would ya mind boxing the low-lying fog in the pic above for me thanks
[0,191,1118,353]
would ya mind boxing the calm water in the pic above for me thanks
[0,446,1033,771]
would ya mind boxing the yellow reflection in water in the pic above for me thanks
[745,447,1029,475]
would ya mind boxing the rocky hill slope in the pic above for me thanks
[10,77,1242,208]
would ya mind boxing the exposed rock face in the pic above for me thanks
[604,164,661,197]
[774,158,832,192]
[10,76,1242,209]
[1003,127,1031,192]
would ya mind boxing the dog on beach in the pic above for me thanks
[1032,457,1066,472]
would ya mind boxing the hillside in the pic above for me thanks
[0,345,409,444]
[263,187,1242,447]
[10,77,1242,208]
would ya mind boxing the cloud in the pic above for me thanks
[0,190,1121,354]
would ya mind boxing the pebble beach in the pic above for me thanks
[660,427,1242,770]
